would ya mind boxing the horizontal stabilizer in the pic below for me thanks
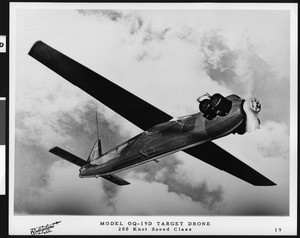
[101,174,130,186]
[49,146,88,167]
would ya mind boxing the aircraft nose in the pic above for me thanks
[205,97,245,138]
[243,97,261,133]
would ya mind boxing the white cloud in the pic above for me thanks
[112,178,213,215]
[216,120,289,164]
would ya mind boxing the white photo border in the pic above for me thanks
[9,2,298,236]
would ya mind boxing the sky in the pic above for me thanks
[13,7,291,216]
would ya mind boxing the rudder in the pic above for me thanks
[87,139,102,163]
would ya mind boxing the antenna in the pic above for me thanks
[96,111,100,140]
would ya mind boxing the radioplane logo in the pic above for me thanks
[0,36,6,53]
[30,221,61,235]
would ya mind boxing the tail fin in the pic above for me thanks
[49,146,88,167]
[87,139,102,163]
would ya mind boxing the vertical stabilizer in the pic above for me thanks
[87,139,102,162]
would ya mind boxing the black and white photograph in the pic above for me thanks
[9,3,297,236]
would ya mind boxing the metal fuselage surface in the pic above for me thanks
[80,95,245,177]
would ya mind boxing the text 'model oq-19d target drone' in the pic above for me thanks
[28,41,276,186]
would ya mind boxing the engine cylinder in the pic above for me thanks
[198,93,232,119]
[199,99,216,120]
[210,93,232,116]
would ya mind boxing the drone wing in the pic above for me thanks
[28,41,171,131]
[184,143,276,186]
[29,41,275,186]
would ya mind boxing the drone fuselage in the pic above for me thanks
[80,95,245,177]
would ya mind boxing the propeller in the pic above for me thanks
[243,97,261,133]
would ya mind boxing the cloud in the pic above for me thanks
[111,178,214,215]
[165,176,223,210]
[216,120,290,164]
[124,155,224,210]
[175,26,198,44]
[77,9,144,35]
[21,161,113,215]
[142,25,171,44]
[248,121,289,159]
[199,28,289,124]
[201,29,250,95]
